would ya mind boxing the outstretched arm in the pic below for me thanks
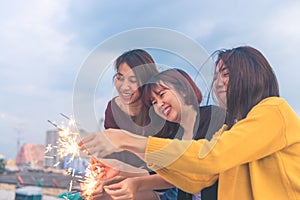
[78,129,148,159]
[78,128,218,194]
[104,174,174,200]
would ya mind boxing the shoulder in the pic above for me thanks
[199,105,211,116]
[105,98,113,114]
[251,97,299,126]
[105,97,118,112]
[104,97,119,129]
[199,105,226,119]
[257,97,285,106]
[250,97,290,117]
[196,105,226,140]
[254,97,294,110]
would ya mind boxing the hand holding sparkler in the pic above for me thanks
[77,128,147,159]
[89,157,120,180]
[88,176,126,199]
[89,157,148,179]
[103,177,140,200]
[76,128,149,200]
[77,129,122,158]
[83,157,149,200]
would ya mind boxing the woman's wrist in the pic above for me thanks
[122,134,148,154]
[130,177,143,192]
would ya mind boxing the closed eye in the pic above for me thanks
[151,100,157,105]
[220,67,229,77]
[129,77,138,84]
[159,91,166,98]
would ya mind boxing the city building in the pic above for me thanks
[15,144,44,169]
[44,130,59,168]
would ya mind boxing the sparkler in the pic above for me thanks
[47,118,81,165]
[47,120,63,131]
[47,114,101,200]
[80,163,104,200]
[63,162,103,200]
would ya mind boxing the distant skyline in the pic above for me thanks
[1,0,300,159]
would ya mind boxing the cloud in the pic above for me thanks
[0,0,81,95]
[0,1,72,57]
[1,0,300,160]
[257,1,300,112]
[265,2,300,42]
[0,112,25,124]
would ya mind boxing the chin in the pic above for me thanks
[121,99,131,105]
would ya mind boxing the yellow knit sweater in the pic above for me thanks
[145,97,300,200]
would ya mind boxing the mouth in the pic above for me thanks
[162,106,171,117]
[217,90,226,95]
[120,93,133,101]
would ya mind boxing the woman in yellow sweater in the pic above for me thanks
[78,46,300,200]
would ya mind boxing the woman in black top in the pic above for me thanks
[80,69,225,200]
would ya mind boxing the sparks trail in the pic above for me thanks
[47,114,100,199]
[47,116,81,161]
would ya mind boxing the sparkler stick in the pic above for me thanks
[68,168,75,192]
[47,120,63,131]
[59,113,88,136]
[60,113,71,120]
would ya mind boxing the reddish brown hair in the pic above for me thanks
[144,68,202,107]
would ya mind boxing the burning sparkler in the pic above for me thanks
[47,114,101,200]
[47,117,81,165]
[80,163,104,200]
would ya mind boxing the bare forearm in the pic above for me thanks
[119,170,149,178]
[78,129,149,159]
[134,191,159,200]
[133,174,175,192]
[117,131,148,160]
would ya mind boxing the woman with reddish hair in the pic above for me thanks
[80,68,225,200]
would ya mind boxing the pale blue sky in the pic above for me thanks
[1,0,300,159]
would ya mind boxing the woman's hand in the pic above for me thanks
[90,176,127,199]
[78,129,123,157]
[103,177,139,200]
[88,157,121,180]
[77,129,148,159]
[90,157,149,180]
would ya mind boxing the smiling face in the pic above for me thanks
[213,59,229,108]
[150,83,185,124]
[114,62,140,105]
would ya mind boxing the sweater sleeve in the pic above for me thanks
[145,101,288,193]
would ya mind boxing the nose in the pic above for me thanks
[156,99,165,108]
[120,79,131,90]
[214,74,225,88]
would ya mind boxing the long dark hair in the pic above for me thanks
[115,49,158,87]
[214,46,279,129]
[114,49,158,127]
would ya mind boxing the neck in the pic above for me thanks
[116,97,143,117]
[181,105,198,140]
[128,101,143,117]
